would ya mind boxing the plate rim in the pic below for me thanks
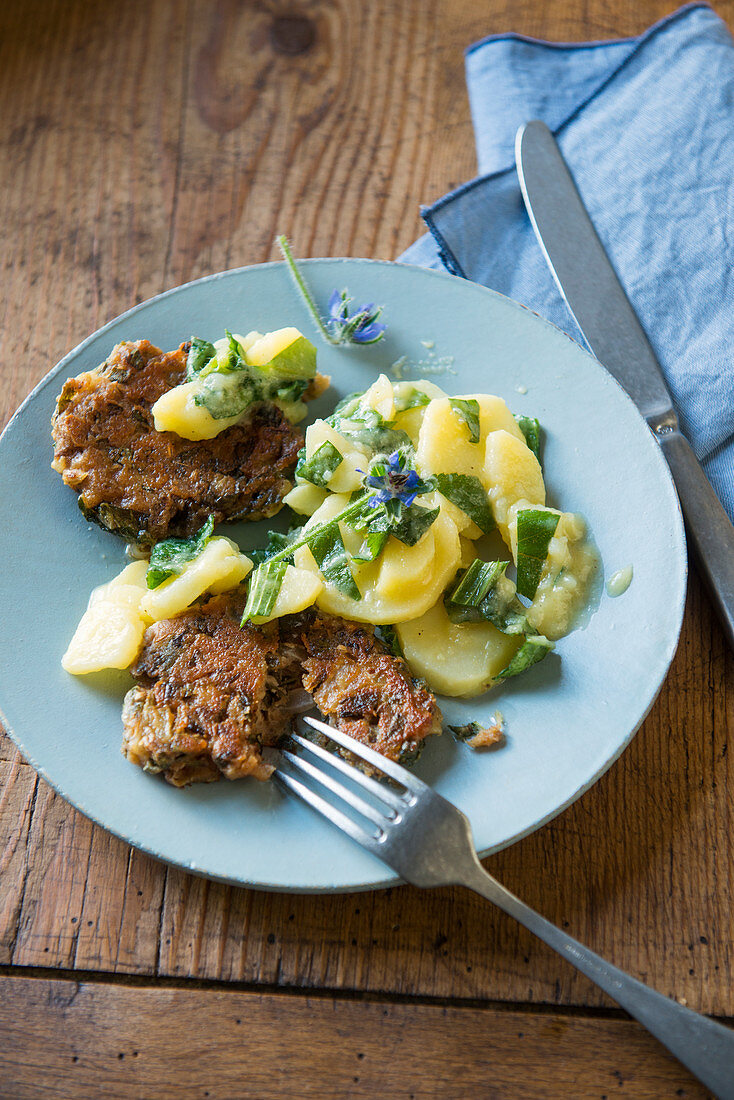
[0,257,688,893]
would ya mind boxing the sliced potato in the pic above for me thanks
[152,380,243,441]
[415,392,525,486]
[140,538,252,620]
[415,397,484,481]
[62,600,149,675]
[293,494,461,624]
[392,379,447,444]
[484,429,545,546]
[63,561,151,675]
[245,327,305,368]
[248,565,323,624]
[423,489,483,541]
[89,560,149,600]
[454,393,525,442]
[283,481,328,516]
[358,373,395,422]
[302,419,366,492]
[459,536,478,569]
[324,449,366,493]
[305,419,362,458]
[213,332,261,358]
[397,600,522,697]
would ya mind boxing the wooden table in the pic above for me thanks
[1,2,732,1096]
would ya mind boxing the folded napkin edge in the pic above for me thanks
[464,1,712,58]
[422,0,723,262]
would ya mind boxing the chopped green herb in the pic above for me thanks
[434,473,495,533]
[361,498,439,547]
[307,522,361,599]
[188,327,316,421]
[146,516,215,590]
[390,503,440,546]
[296,441,344,488]
[444,559,527,635]
[515,415,541,459]
[241,560,288,623]
[394,387,431,413]
[495,635,553,680]
[449,398,481,443]
[276,378,310,404]
[338,425,411,455]
[194,372,255,419]
[351,529,389,563]
[186,337,217,379]
[516,509,560,599]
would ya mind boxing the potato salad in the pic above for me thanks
[63,350,596,700]
[242,372,596,697]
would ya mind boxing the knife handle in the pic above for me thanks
[659,430,734,647]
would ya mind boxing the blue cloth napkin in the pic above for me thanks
[401,3,734,520]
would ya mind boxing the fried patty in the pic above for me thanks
[122,596,442,787]
[51,339,305,545]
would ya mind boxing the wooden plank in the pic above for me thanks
[0,758,37,962]
[0,974,716,1099]
[0,0,732,1019]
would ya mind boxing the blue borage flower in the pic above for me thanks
[278,235,386,347]
[362,450,432,517]
[327,290,386,345]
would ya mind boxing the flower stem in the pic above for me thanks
[276,235,339,346]
[265,494,373,567]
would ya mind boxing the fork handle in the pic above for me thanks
[462,860,734,1099]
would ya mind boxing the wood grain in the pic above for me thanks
[0,974,717,1099]
[0,0,732,1037]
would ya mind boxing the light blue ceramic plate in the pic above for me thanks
[0,260,687,892]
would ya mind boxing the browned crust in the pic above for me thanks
[51,340,303,545]
[285,616,442,766]
[122,596,279,784]
[122,599,442,787]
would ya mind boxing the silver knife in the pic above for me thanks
[515,119,734,649]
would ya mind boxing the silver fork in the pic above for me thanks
[275,716,734,1100]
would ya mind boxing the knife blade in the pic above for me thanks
[515,119,734,649]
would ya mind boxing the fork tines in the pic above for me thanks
[272,715,425,849]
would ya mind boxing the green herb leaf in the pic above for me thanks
[495,635,553,680]
[338,425,411,455]
[296,441,344,488]
[515,415,541,459]
[276,378,310,404]
[394,387,431,413]
[186,337,217,379]
[449,398,481,443]
[444,559,527,635]
[516,509,560,599]
[377,624,404,658]
[241,560,288,622]
[249,527,304,566]
[194,373,258,419]
[391,503,440,546]
[197,331,249,379]
[306,522,361,599]
[364,500,439,546]
[434,473,495,533]
[351,529,389,563]
[146,516,215,589]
